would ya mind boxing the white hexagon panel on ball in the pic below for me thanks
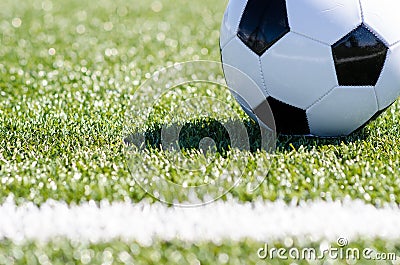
[286,0,362,45]
[260,32,337,109]
[374,44,400,110]
[360,0,400,46]
[222,37,267,96]
[307,86,378,137]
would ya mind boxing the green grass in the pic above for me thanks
[0,239,399,265]
[1,0,400,263]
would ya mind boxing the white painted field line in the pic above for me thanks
[0,197,399,243]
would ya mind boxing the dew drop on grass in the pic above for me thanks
[151,1,163,13]
[12,18,22,28]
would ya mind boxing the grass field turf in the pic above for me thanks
[1,0,400,264]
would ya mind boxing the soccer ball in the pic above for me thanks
[220,0,400,137]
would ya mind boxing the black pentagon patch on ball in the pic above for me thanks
[255,97,310,135]
[332,24,388,86]
[238,0,290,56]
